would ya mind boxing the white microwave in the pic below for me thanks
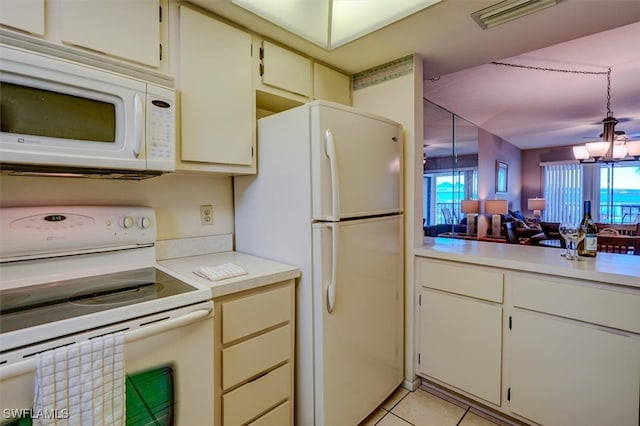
[0,44,175,179]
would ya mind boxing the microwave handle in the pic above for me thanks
[133,94,144,158]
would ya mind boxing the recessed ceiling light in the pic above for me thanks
[232,0,442,50]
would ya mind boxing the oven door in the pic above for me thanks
[0,302,214,425]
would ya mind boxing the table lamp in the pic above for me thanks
[527,197,546,222]
[460,200,479,236]
[485,199,508,237]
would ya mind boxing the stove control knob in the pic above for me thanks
[138,217,151,229]
[119,216,135,229]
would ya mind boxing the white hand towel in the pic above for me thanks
[193,262,247,281]
[33,333,125,426]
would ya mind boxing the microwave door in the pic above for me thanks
[0,45,174,174]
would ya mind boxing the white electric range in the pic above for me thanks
[0,205,214,425]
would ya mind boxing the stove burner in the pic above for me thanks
[70,282,163,306]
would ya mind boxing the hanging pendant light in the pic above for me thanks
[573,68,635,163]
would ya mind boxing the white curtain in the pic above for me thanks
[542,162,583,223]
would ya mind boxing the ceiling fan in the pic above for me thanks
[582,129,640,141]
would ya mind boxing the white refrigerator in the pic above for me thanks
[234,100,404,426]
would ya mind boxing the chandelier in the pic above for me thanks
[492,62,640,163]
[572,68,640,163]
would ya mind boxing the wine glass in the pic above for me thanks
[563,222,586,261]
[558,222,572,258]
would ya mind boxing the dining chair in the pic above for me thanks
[441,207,454,224]
[596,235,638,255]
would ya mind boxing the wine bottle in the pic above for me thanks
[578,200,598,257]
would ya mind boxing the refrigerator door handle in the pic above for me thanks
[326,223,339,314]
[324,128,341,221]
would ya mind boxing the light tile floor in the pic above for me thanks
[360,387,503,426]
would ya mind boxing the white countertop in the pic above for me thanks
[416,238,640,288]
[157,251,300,298]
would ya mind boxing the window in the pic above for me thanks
[542,162,582,223]
[599,162,640,223]
[542,161,640,224]
[423,168,477,225]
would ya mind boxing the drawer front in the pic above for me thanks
[247,401,292,426]
[222,284,292,344]
[223,363,291,426]
[509,274,640,333]
[418,259,503,302]
[222,324,291,390]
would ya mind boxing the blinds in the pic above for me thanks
[543,162,583,222]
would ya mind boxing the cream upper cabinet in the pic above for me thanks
[0,0,45,36]
[177,5,255,174]
[259,40,312,98]
[60,0,161,67]
[313,63,351,105]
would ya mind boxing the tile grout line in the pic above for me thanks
[456,406,472,426]
[387,411,418,426]
[374,389,412,426]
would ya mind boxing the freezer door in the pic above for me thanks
[311,102,403,221]
[312,215,404,426]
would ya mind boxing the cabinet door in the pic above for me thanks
[510,309,640,426]
[419,287,502,405]
[60,0,160,67]
[261,41,311,97]
[0,0,44,36]
[179,6,254,169]
[313,63,351,105]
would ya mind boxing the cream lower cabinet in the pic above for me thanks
[508,274,640,426]
[417,259,504,406]
[214,280,295,426]
[416,257,640,426]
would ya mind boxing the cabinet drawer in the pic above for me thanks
[509,274,640,333]
[223,363,291,426]
[417,259,503,302]
[247,401,291,426]
[222,324,291,390]
[222,285,292,343]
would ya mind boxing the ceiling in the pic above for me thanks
[190,0,640,152]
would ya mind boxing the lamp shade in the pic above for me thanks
[586,141,610,158]
[572,146,589,160]
[460,200,479,214]
[484,200,508,215]
[626,141,640,157]
[527,198,546,211]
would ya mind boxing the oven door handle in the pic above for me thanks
[125,308,212,343]
[0,308,212,381]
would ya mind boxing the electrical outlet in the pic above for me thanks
[200,205,213,225]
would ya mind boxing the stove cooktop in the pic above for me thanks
[0,267,199,334]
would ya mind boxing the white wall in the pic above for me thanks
[0,173,234,241]
[353,55,424,391]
